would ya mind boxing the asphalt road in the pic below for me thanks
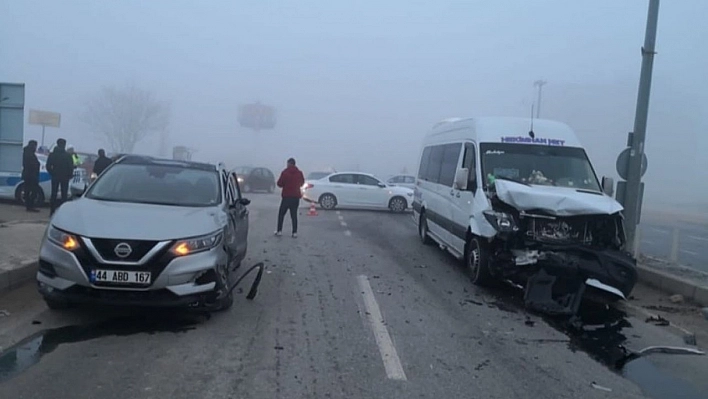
[1,194,707,398]
[639,222,708,273]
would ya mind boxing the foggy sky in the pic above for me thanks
[1,0,706,207]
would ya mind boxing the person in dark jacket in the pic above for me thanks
[92,149,112,177]
[21,140,41,212]
[46,138,75,215]
[275,158,305,238]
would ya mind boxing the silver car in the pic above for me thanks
[36,155,250,311]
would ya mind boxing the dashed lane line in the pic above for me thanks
[356,275,407,381]
[344,230,352,237]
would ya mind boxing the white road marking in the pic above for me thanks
[648,227,670,234]
[641,240,655,245]
[336,211,341,215]
[356,275,407,381]
[680,249,699,256]
[344,230,352,237]
[338,215,344,221]
[688,235,708,242]
[341,221,348,227]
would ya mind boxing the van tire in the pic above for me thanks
[466,236,494,286]
[419,213,434,245]
[319,194,337,210]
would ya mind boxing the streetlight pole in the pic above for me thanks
[533,80,547,118]
[622,0,660,253]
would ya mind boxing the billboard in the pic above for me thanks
[238,102,276,131]
[28,109,61,128]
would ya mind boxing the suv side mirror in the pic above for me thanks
[454,168,469,190]
[238,198,251,206]
[601,176,614,196]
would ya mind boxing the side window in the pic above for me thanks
[439,143,462,187]
[357,175,380,186]
[463,143,476,172]
[330,174,355,184]
[418,147,432,180]
[221,171,230,203]
[405,176,416,184]
[230,173,241,200]
[390,176,400,183]
[425,145,445,183]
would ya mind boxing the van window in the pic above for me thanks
[418,147,432,180]
[463,143,476,171]
[426,146,444,183]
[439,143,462,187]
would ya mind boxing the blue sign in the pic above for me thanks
[501,136,565,146]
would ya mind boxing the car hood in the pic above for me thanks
[51,198,227,240]
[494,180,623,216]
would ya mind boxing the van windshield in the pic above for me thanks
[480,143,601,191]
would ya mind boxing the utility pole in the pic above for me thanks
[533,80,547,118]
[621,0,660,253]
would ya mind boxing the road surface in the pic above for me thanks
[1,194,707,399]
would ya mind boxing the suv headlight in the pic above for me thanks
[47,225,80,251]
[170,231,223,256]
[483,210,519,233]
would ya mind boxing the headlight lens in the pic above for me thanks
[170,231,223,256]
[237,177,244,183]
[47,225,80,250]
[483,210,518,233]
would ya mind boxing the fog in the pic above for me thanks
[1,0,706,211]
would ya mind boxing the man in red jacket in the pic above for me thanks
[275,158,305,238]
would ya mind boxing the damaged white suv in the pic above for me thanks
[413,117,637,315]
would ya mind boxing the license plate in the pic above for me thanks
[91,270,151,285]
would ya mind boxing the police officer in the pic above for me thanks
[21,140,41,212]
[46,139,75,215]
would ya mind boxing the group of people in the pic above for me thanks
[21,138,113,214]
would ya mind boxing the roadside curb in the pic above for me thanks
[637,264,708,307]
[0,259,37,296]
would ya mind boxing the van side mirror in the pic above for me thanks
[454,168,469,190]
[601,176,614,196]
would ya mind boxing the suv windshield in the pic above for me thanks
[86,163,221,207]
[481,143,601,191]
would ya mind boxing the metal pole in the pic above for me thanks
[41,125,46,147]
[624,0,660,252]
[533,80,546,118]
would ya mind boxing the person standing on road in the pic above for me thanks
[21,140,41,213]
[275,158,305,238]
[46,138,75,215]
[92,149,112,178]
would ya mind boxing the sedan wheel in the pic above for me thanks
[319,194,337,210]
[389,197,407,213]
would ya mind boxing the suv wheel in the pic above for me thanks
[389,197,407,213]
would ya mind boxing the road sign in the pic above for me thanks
[28,109,61,128]
[238,102,276,131]
[616,147,648,181]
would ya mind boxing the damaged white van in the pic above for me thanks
[412,117,637,315]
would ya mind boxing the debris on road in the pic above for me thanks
[274,346,284,350]
[669,294,684,304]
[645,315,670,326]
[0,310,10,317]
[524,318,535,327]
[590,382,612,392]
[474,359,490,371]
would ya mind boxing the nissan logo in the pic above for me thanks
[114,243,133,258]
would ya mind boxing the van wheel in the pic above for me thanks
[466,236,495,286]
[319,194,337,210]
[388,197,407,213]
[419,214,433,245]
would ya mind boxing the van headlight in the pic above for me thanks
[47,225,80,251]
[483,211,519,233]
[170,231,223,256]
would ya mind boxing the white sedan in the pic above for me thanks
[302,172,413,212]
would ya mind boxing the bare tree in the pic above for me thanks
[82,84,170,153]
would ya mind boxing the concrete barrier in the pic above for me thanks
[0,259,37,296]
[637,264,708,306]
